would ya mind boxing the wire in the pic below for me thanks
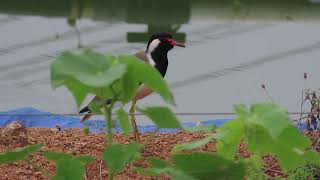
[0,112,315,117]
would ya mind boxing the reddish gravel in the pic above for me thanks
[0,126,319,180]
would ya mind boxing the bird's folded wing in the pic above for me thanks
[134,51,150,64]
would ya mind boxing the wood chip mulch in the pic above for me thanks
[0,124,319,180]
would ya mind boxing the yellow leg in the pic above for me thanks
[130,101,141,143]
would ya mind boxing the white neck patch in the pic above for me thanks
[146,39,161,66]
[147,39,161,53]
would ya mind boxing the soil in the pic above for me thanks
[0,126,319,180]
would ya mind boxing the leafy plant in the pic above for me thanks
[50,50,182,179]
[2,50,320,180]
[103,143,140,179]
[287,166,318,180]
[167,103,320,179]
[0,144,42,164]
[139,106,182,129]
[44,151,95,180]
[0,50,180,180]
[51,50,178,141]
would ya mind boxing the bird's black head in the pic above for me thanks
[146,32,185,53]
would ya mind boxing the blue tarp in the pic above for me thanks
[0,107,316,133]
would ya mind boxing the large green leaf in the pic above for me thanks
[146,157,172,175]
[237,103,290,139]
[303,150,320,167]
[185,124,217,133]
[51,50,127,107]
[103,143,140,175]
[148,157,171,169]
[172,153,246,180]
[116,108,131,136]
[216,119,245,160]
[51,50,121,87]
[0,144,42,164]
[234,103,320,171]
[44,151,94,180]
[145,157,197,180]
[166,168,198,180]
[172,134,215,154]
[118,55,175,105]
[139,106,182,129]
[273,126,312,170]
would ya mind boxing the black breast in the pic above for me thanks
[150,51,168,77]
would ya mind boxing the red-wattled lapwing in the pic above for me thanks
[79,32,185,142]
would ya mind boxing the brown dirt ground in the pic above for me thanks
[0,127,319,180]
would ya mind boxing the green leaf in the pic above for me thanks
[0,144,42,164]
[82,127,90,135]
[172,152,246,180]
[166,168,198,180]
[287,166,315,180]
[139,106,182,129]
[77,156,95,163]
[172,134,215,154]
[103,143,140,175]
[216,119,245,160]
[234,103,320,172]
[273,126,310,170]
[119,55,175,105]
[148,157,171,169]
[55,159,85,180]
[44,151,94,180]
[245,155,263,169]
[51,50,127,107]
[146,157,197,180]
[77,63,126,87]
[51,50,125,87]
[62,79,91,108]
[234,104,249,118]
[116,108,131,137]
[88,99,104,114]
[44,151,71,161]
[243,103,290,138]
[304,150,320,167]
[146,157,171,175]
[185,124,217,133]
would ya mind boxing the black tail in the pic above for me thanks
[79,106,91,113]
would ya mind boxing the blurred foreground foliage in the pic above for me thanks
[0,50,319,179]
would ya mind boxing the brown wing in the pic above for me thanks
[134,51,150,64]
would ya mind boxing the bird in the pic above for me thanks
[79,32,185,143]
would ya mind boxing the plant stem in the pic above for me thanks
[104,84,118,180]
[108,172,114,180]
[105,106,113,145]
[105,85,118,145]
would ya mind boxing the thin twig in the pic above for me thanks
[263,88,275,104]
[299,90,305,126]
[99,159,103,180]
[313,136,320,151]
